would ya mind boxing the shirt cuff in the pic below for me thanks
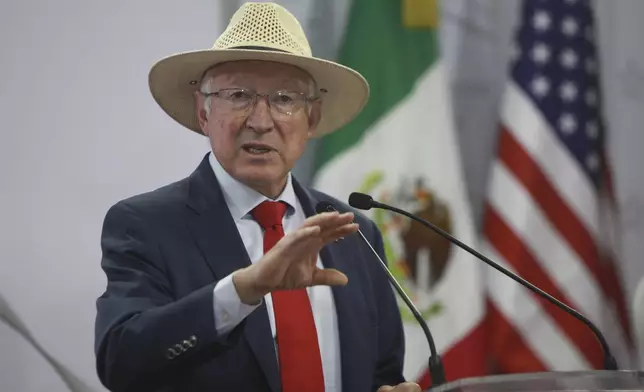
[212,273,262,335]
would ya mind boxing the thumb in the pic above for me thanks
[311,268,348,287]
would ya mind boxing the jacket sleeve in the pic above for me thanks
[94,201,245,392]
[368,220,407,390]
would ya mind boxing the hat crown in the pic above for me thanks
[213,2,312,57]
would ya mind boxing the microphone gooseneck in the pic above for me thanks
[348,192,618,371]
[315,201,447,387]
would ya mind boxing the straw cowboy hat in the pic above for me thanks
[148,2,369,137]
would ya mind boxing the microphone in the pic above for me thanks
[315,201,447,387]
[348,192,619,371]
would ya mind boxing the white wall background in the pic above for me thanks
[1,1,643,391]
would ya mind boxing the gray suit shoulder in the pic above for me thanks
[104,177,190,222]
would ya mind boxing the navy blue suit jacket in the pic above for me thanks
[94,154,405,392]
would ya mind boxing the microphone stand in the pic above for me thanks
[367,197,618,371]
[315,201,447,387]
[356,229,447,387]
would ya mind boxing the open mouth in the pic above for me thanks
[242,143,275,155]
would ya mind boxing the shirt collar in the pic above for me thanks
[208,152,297,221]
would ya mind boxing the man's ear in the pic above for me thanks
[307,100,322,137]
[194,91,209,135]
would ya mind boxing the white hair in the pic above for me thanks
[200,69,216,116]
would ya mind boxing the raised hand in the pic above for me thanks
[233,211,358,304]
[377,381,422,392]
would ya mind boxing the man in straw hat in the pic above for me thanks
[95,2,419,391]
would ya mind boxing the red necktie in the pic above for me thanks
[251,201,325,392]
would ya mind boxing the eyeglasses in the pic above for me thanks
[201,88,319,116]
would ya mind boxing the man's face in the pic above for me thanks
[196,61,321,197]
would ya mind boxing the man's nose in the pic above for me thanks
[245,96,274,133]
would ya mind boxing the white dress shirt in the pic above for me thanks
[209,153,342,392]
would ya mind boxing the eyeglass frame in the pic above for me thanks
[199,87,323,116]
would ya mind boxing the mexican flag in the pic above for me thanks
[312,0,487,386]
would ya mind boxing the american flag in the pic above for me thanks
[482,0,633,372]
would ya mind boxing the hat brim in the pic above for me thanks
[148,48,369,137]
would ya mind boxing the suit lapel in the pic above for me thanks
[294,181,369,391]
[185,155,281,392]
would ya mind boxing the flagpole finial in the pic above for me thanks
[402,0,438,29]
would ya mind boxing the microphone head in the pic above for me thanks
[348,192,374,210]
[315,201,337,214]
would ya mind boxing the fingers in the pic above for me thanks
[287,223,357,260]
[293,225,321,238]
[300,211,338,228]
[377,382,422,392]
[311,268,348,287]
[396,382,422,391]
[304,211,359,243]
[302,211,355,231]
[275,225,323,255]
[284,212,357,250]
[320,222,359,243]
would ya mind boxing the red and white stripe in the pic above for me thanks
[482,83,633,372]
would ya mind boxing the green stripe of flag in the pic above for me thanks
[314,0,440,171]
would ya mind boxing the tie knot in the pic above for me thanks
[251,200,288,230]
